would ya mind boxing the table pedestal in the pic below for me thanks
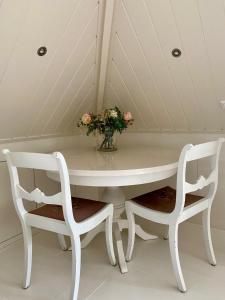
[81,187,158,273]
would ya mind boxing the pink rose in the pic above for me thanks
[124,112,132,121]
[81,113,92,125]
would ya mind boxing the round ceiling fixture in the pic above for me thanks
[37,46,47,56]
[172,48,182,58]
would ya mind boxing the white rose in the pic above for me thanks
[110,110,118,118]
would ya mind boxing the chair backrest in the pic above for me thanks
[173,138,224,216]
[2,150,76,228]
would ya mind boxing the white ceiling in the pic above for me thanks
[105,0,225,133]
[1,0,225,141]
[0,0,102,141]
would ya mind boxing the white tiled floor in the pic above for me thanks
[0,222,224,300]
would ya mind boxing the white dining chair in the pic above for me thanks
[125,138,224,292]
[3,150,116,300]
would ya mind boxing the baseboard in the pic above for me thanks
[0,229,40,252]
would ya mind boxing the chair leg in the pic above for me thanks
[125,202,135,262]
[169,224,186,293]
[202,208,216,266]
[163,226,169,240]
[70,236,81,300]
[57,234,68,250]
[105,215,116,266]
[22,224,32,289]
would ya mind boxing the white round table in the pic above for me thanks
[47,144,179,273]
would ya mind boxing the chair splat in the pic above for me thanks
[16,184,62,205]
[185,170,216,194]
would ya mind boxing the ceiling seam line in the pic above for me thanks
[197,0,225,129]
[29,4,99,135]
[108,66,145,128]
[55,65,96,130]
[115,33,159,129]
[65,85,96,131]
[93,0,105,113]
[96,0,116,113]
[25,0,83,134]
[107,82,139,131]
[41,40,96,134]
[143,0,188,131]
[121,0,172,130]
[112,60,150,129]
[169,0,207,131]
[0,2,31,87]
[107,82,126,111]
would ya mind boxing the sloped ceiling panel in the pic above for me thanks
[0,0,102,140]
[104,0,225,133]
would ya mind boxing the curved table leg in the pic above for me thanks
[117,219,157,240]
[113,222,128,273]
[81,223,105,248]
[135,224,158,240]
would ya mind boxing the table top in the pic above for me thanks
[47,145,180,187]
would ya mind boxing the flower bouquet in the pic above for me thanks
[77,107,133,151]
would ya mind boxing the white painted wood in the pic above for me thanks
[80,217,157,253]
[96,0,115,112]
[57,233,68,251]
[197,0,225,130]
[16,185,62,205]
[47,146,178,187]
[1,132,225,248]
[81,223,105,249]
[135,224,158,241]
[113,222,128,273]
[125,138,224,292]
[0,135,93,244]
[22,223,32,289]
[70,235,81,300]
[105,211,117,266]
[104,0,225,132]
[47,145,179,273]
[125,201,135,262]
[202,208,216,266]
[0,0,101,139]
[2,0,225,140]
[169,223,186,292]
[3,149,116,300]
[171,0,223,130]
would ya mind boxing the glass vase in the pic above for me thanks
[97,128,117,152]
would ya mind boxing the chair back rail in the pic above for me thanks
[185,141,221,162]
[3,151,59,171]
[174,138,224,217]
